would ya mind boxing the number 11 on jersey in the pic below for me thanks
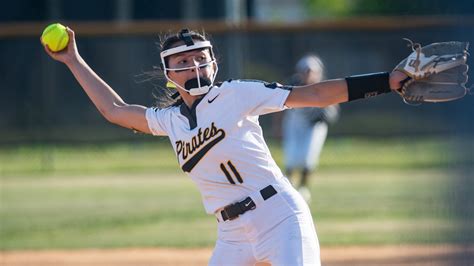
[220,161,243,184]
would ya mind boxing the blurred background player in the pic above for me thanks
[282,55,340,203]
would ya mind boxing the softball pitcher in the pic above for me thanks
[42,28,408,265]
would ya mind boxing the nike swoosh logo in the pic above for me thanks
[208,94,220,103]
[244,202,251,207]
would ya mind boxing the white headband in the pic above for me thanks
[160,41,213,59]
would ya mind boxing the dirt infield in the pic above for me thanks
[2,245,474,266]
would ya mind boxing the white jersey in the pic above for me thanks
[146,80,292,214]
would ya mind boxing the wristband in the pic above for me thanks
[346,72,391,101]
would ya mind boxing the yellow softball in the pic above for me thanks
[41,23,69,52]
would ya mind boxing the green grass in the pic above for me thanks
[1,137,472,176]
[1,175,212,250]
[1,137,473,250]
[1,170,473,250]
[0,140,181,176]
[312,170,474,245]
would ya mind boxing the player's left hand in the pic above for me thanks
[393,40,469,103]
[389,70,409,91]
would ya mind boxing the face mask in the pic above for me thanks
[161,38,218,96]
[164,58,218,95]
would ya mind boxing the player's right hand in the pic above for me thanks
[41,27,80,65]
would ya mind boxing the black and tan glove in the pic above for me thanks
[394,39,469,103]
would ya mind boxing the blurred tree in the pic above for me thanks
[303,0,474,17]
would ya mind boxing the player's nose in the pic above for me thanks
[188,59,199,72]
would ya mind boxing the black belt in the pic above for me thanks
[220,185,278,222]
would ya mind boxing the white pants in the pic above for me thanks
[209,178,321,266]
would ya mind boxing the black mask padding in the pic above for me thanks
[185,77,212,90]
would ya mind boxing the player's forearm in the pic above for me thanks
[66,56,126,119]
[286,79,348,108]
[309,79,349,106]
[286,72,399,108]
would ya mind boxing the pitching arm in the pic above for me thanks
[43,27,151,134]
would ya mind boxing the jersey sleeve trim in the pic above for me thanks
[279,89,292,110]
[145,107,167,136]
